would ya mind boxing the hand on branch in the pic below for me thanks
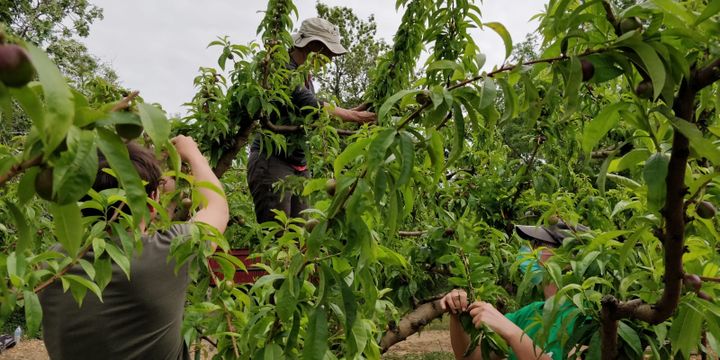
[350,102,370,112]
[467,301,519,339]
[440,289,469,314]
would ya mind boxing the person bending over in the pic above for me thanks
[440,223,583,360]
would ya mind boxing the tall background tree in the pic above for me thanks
[314,2,389,108]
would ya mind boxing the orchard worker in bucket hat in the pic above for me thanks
[248,17,376,224]
[440,222,590,360]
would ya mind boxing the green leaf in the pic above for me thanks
[610,148,652,172]
[586,332,601,360]
[25,43,75,155]
[334,137,371,179]
[258,343,283,360]
[105,242,131,280]
[396,131,415,187]
[23,290,42,336]
[447,103,465,166]
[669,302,702,358]
[585,54,625,84]
[303,306,329,359]
[478,77,497,110]
[484,22,512,59]
[695,0,720,25]
[7,203,31,255]
[606,173,641,190]
[53,128,98,205]
[9,87,44,127]
[93,257,112,290]
[368,128,397,170]
[643,153,669,212]
[582,102,627,154]
[302,178,328,196]
[17,166,39,205]
[426,129,444,183]
[670,117,720,165]
[95,128,148,221]
[137,103,170,147]
[620,40,666,100]
[49,202,83,256]
[275,279,296,323]
[64,274,103,301]
[618,321,643,357]
[497,78,517,122]
[426,59,465,80]
[651,0,694,25]
[378,89,420,122]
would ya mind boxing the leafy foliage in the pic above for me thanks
[2,0,720,359]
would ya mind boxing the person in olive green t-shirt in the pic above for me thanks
[440,223,585,360]
[39,136,229,360]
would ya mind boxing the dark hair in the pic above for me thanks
[83,142,161,218]
[93,142,161,195]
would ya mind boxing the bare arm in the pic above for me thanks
[468,302,552,360]
[324,103,376,124]
[442,289,482,360]
[172,136,230,246]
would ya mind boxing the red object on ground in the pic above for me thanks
[208,248,267,285]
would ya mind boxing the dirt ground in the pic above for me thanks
[0,339,47,360]
[0,331,452,360]
[384,330,453,356]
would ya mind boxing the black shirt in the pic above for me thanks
[250,58,322,166]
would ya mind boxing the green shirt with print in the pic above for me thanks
[505,301,577,360]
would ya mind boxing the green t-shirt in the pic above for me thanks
[505,301,577,360]
[40,224,192,360]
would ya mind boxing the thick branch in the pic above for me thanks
[379,298,445,353]
[602,75,698,359]
[213,122,257,178]
[692,58,720,92]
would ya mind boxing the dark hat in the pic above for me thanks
[515,221,590,247]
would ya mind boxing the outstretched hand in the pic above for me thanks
[354,110,377,124]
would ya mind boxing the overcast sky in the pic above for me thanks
[83,0,547,116]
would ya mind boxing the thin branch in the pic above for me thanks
[700,276,720,284]
[396,49,603,131]
[0,156,42,187]
[32,242,93,295]
[601,1,621,36]
[398,230,427,237]
[111,91,139,112]
[261,117,301,133]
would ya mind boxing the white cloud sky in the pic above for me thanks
[83,0,547,116]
